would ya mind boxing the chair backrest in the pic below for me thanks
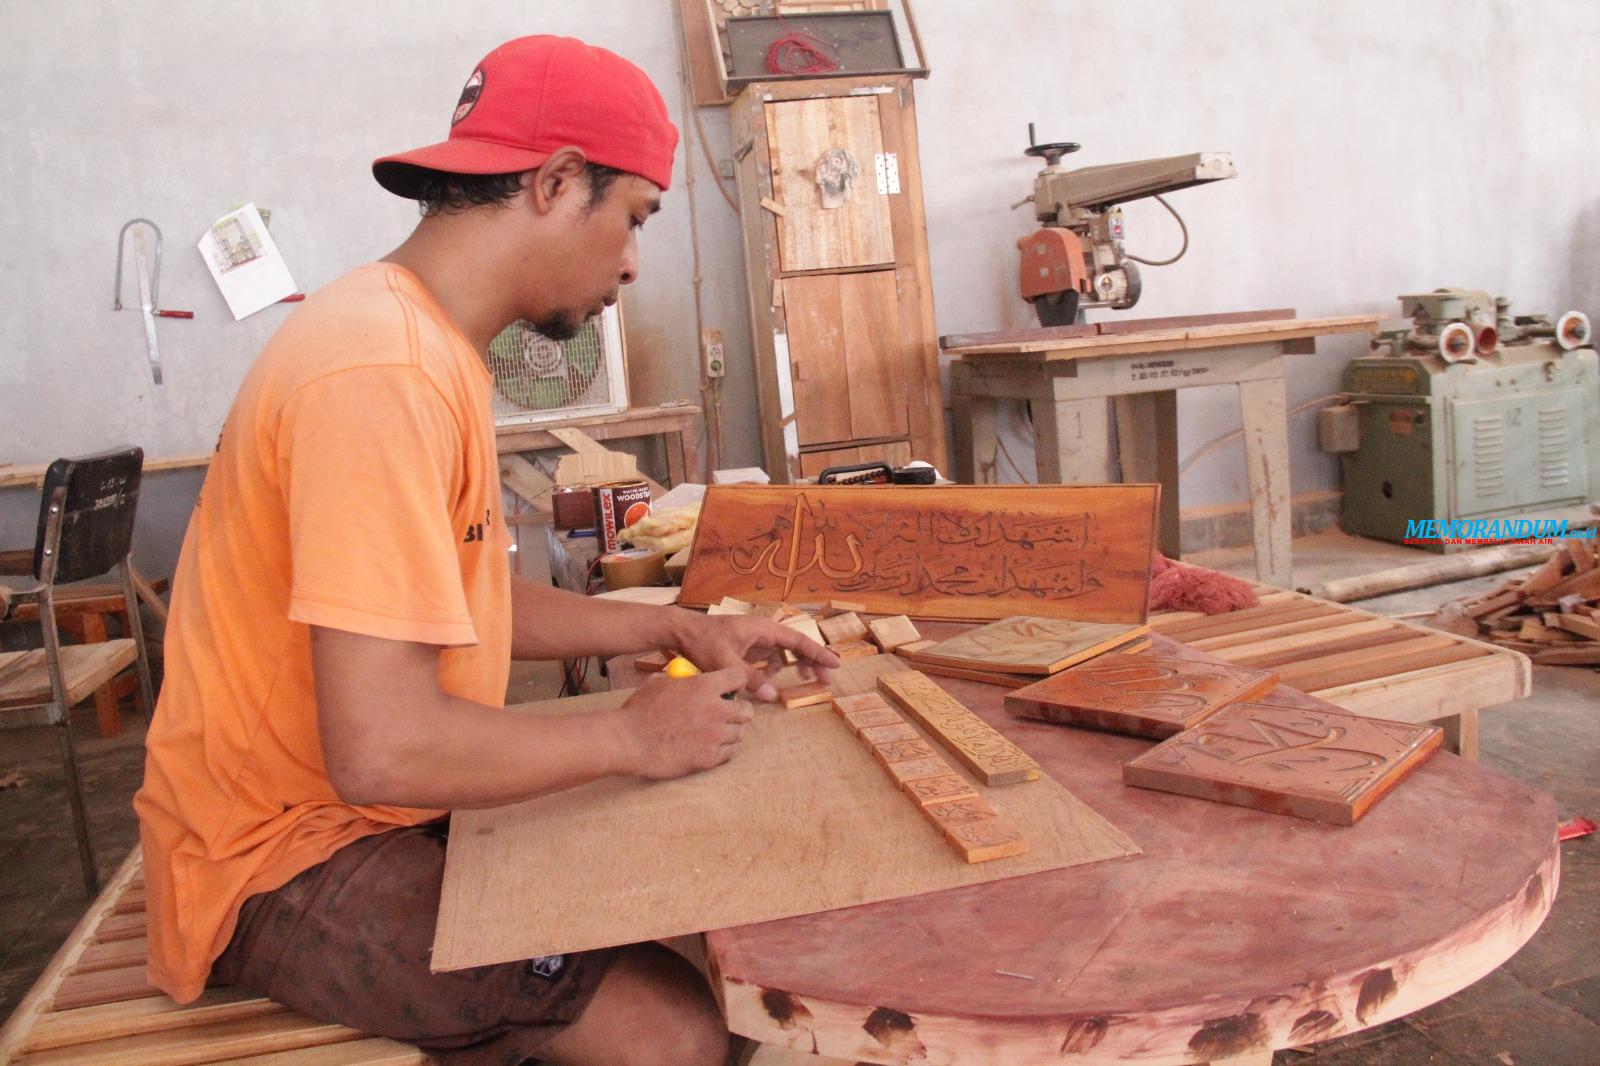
[32,448,144,585]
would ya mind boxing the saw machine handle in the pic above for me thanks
[1024,122,1080,168]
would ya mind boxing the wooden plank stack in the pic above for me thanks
[1446,537,1600,665]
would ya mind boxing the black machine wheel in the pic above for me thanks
[1033,290,1080,327]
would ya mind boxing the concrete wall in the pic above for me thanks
[2,0,1596,579]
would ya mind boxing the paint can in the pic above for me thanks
[593,478,651,552]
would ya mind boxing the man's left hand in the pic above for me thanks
[669,612,840,702]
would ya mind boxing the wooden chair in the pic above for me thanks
[0,448,156,895]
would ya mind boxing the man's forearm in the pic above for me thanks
[509,575,693,660]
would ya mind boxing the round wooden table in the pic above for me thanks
[615,627,1559,1065]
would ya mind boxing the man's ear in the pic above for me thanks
[527,147,590,214]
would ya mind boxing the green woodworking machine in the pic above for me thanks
[1323,289,1597,552]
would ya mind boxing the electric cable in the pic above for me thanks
[1123,194,1190,267]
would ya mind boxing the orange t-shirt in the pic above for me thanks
[134,263,511,1003]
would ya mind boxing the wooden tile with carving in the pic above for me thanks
[838,705,904,735]
[818,611,869,646]
[858,722,922,745]
[877,672,1041,785]
[778,681,832,709]
[912,616,1150,677]
[678,485,1160,623]
[942,816,1031,863]
[871,738,940,765]
[1006,652,1281,739]
[882,755,958,786]
[868,615,922,652]
[922,795,995,830]
[902,772,981,808]
[831,692,891,715]
[827,639,877,661]
[894,639,936,658]
[1123,701,1444,824]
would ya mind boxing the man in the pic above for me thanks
[135,35,837,1066]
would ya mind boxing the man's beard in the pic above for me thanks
[532,310,585,342]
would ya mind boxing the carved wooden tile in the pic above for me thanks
[827,639,878,661]
[818,611,870,645]
[902,772,980,808]
[941,816,1031,864]
[839,706,904,735]
[831,693,892,716]
[877,672,1040,786]
[1006,652,1281,739]
[921,795,996,830]
[859,722,922,745]
[778,681,832,709]
[871,738,940,765]
[894,639,937,658]
[881,755,957,786]
[1123,702,1444,825]
[867,615,923,652]
[912,617,1150,676]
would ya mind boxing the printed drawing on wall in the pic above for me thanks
[679,485,1159,623]
[1122,701,1443,824]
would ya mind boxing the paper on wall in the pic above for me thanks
[197,203,296,320]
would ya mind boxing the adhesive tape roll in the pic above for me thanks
[601,548,667,590]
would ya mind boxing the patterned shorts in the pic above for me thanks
[209,821,620,1065]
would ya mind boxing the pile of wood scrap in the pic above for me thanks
[1442,537,1600,665]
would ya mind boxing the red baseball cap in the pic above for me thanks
[373,35,679,198]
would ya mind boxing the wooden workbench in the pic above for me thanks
[612,630,1556,1065]
[943,313,1381,590]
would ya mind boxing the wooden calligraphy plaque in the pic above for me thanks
[877,672,1041,785]
[679,485,1159,623]
[1123,702,1444,824]
[910,617,1151,676]
[1006,652,1281,739]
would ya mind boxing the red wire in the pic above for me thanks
[765,30,839,75]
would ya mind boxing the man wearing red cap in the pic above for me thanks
[136,36,836,1065]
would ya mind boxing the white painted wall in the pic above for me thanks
[2,0,1596,578]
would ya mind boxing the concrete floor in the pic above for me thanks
[0,528,1595,1064]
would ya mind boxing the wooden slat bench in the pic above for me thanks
[0,849,426,1065]
[1152,584,1531,759]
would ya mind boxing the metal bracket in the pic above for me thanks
[875,152,900,195]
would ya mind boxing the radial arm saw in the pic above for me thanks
[1017,126,1237,325]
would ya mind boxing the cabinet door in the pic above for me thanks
[765,96,895,271]
[782,271,910,447]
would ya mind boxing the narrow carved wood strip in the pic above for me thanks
[876,672,1040,785]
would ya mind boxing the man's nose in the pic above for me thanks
[618,230,639,286]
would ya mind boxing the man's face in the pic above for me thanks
[527,171,660,341]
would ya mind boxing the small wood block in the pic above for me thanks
[1005,652,1281,739]
[827,639,878,660]
[922,795,996,829]
[1123,701,1444,825]
[818,611,869,645]
[911,616,1149,676]
[877,672,1041,785]
[839,706,905,734]
[894,639,937,658]
[832,692,892,715]
[752,602,786,621]
[706,603,742,616]
[882,755,958,786]
[940,816,1030,864]
[859,722,922,745]
[871,737,939,765]
[901,772,981,808]
[781,613,827,663]
[778,681,832,709]
[822,599,868,617]
[633,651,671,673]
[1552,613,1600,641]
[718,596,754,614]
[867,615,922,652]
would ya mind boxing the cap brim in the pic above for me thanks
[372,139,554,199]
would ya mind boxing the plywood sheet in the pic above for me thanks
[432,656,1137,971]
[679,485,1158,623]
[1006,651,1279,739]
[909,616,1149,676]
[782,271,908,446]
[766,95,894,271]
[1123,701,1443,824]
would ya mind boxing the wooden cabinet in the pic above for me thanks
[732,76,945,482]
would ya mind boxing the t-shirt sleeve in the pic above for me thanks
[277,365,479,646]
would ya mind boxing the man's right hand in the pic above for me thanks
[611,666,755,780]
